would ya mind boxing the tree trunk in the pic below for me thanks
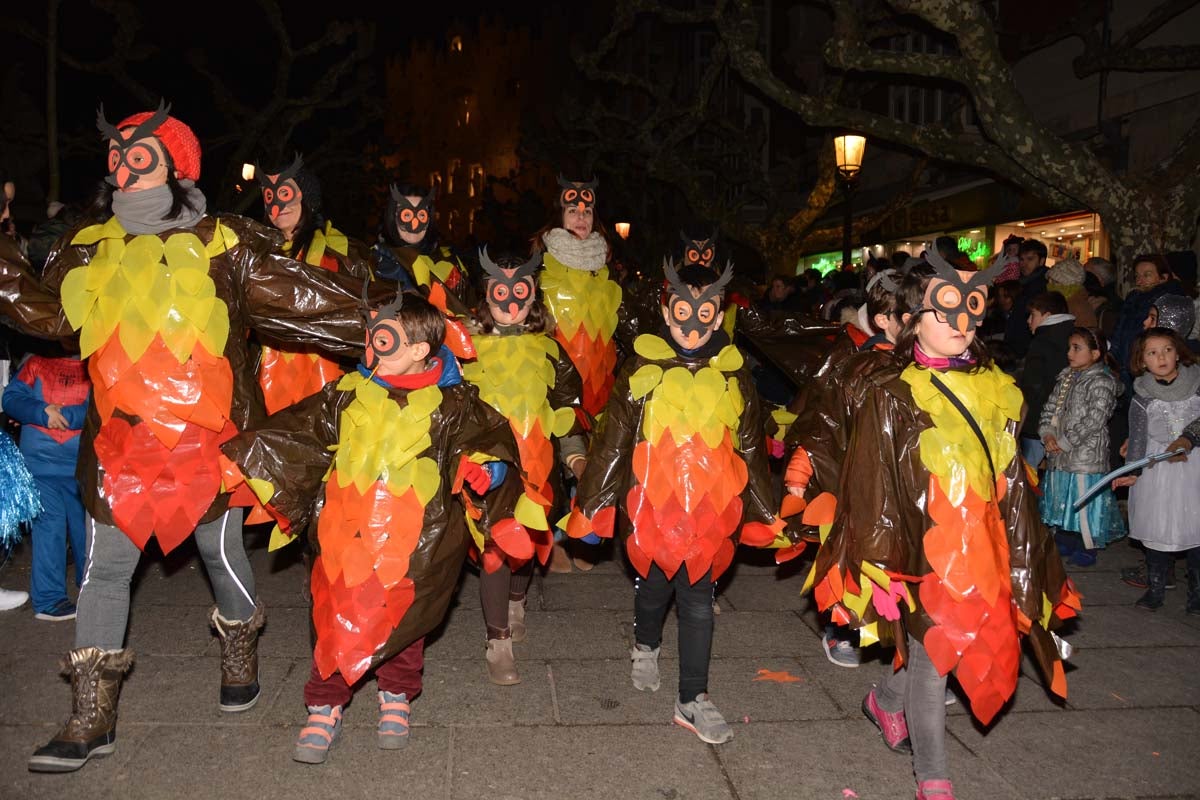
[46,0,59,203]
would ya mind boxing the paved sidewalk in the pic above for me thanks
[1,532,1198,799]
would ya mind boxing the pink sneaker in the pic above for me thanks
[862,687,912,753]
[916,779,956,799]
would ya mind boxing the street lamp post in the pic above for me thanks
[833,134,866,270]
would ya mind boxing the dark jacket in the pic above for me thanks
[1110,279,1185,388]
[1004,265,1049,358]
[1019,315,1075,438]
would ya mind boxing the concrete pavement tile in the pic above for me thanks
[617,610,811,660]
[119,655,296,724]
[125,605,219,656]
[418,658,556,726]
[1065,569,1146,606]
[0,607,76,654]
[127,560,217,607]
[539,573,634,611]
[429,609,628,661]
[254,605,316,659]
[551,656,842,725]
[946,708,1200,799]
[0,651,83,725]
[450,724,734,800]
[716,719,1021,800]
[114,722,450,799]
[1044,646,1200,709]
[715,573,806,612]
[709,611,814,658]
[0,723,151,800]
[1066,605,1199,648]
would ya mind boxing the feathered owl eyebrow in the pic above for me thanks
[557,174,599,191]
[478,246,540,281]
[925,247,1004,290]
[254,153,304,187]
[389,185,436,208]
[96,100,171,145]
[662,256,734,306]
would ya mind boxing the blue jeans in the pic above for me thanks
[29,475,86,612]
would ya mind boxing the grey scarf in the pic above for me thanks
[111,181,207,235]
[1134,362,1200,402]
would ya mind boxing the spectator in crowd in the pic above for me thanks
[1005,239,1050,358]
[990,235,1023,284]
[1047,258,1097,328]
[1083,257,1120,338]
[757,274,795,312]
[1110,255,1184,391]
[935,235,973,270]
[27,202,82,275]
[1018,291,1075,468]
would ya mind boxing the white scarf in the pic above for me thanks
[542,228,607,271]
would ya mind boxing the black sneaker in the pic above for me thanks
[34,599,77,622]
[1121,563,1177,590]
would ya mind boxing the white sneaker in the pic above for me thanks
[0,587,29,611]
[630,644,661,692]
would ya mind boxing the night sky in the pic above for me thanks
[2,1,559,215]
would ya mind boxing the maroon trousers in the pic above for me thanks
[303,637,425,707]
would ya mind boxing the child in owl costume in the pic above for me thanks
[461,247,587,685]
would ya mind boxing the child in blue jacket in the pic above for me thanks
[2,351,90,620]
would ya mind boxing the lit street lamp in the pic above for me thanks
[834,134,867,270]
[614,222,631,240]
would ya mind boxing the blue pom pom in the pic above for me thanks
[0,432,40,549]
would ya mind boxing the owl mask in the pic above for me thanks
[389,185,435,236]
[662,257,734,343]
[921,249,1003,334]
[361,281,408,372]
[558,175,598,213]
[97,101,172,190]
[479,246,540,319]
[256,154,304,221]
[680,230,718,268]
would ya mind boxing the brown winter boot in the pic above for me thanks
[486,634,521,685]
[211,602,266,712]
[508,598,528,643]
[28,647,134,773]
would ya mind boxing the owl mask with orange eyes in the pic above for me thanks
[256,153,304,221]
[920,248,1004,334]
[662,256,734,340]
[388,185,435,238]
[479,246,540,318]
[557,175,598,213]
[680,230,719,268]
[97,102,172,190]
[361,280,407,372]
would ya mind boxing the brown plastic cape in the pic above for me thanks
[219,371,526,677]
[254,226,377,415]
[572,336,779,578]
[809,363,1078,719]
[733,306,842,390]
[781,330,899,544]
[381,243,477,312]
[0,214,391,534]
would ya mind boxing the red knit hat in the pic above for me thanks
[116,111,202,182]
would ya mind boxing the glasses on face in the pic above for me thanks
[917,307,949,324]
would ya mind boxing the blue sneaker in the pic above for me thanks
[34,599,77,622]
[1069,549,1098,567]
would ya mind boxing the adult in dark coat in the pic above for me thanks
[1004,239,1049,358]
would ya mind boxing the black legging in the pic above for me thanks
[634,563,715,703]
